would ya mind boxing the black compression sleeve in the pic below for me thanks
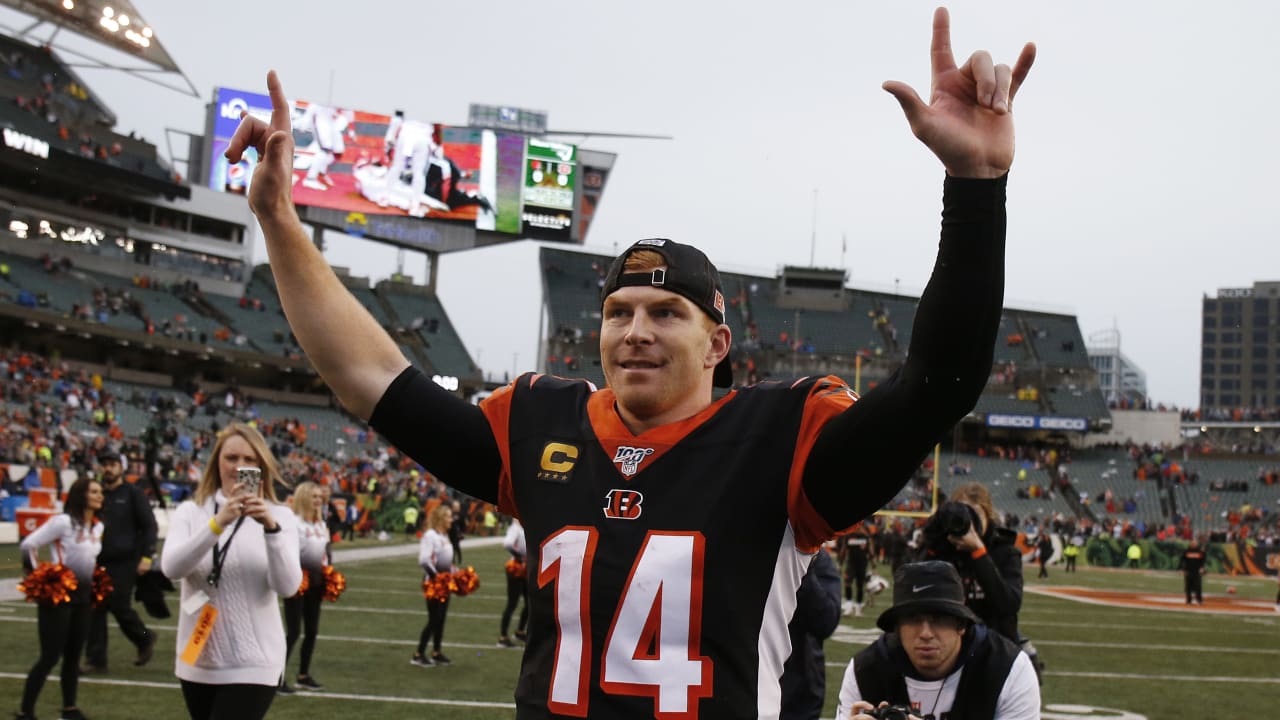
[803,175,1007,530]
[368,366,502,503]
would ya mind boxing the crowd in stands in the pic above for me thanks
[2,39,177,181]
[0,349,500,538]
[1185,406,1280,422]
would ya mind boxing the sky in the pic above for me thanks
[5,0,1279,409]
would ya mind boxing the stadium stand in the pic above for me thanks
[378,282,480,380]
[0,35,181,190]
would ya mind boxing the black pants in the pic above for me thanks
[1065,555,1077,572]
[86,559,151,666]
[1184,573,1203,603]
[179,680,276,720]
[1038,557,1049,578]
[284,571,325,675]
[22,601,91,714]
[418,596,450,654]
[500,574,528,637]
[844,557,867,604]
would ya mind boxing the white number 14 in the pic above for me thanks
[538,527,713,719]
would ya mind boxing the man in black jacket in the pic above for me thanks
[835,561,1040,719]
[83,450,158,673]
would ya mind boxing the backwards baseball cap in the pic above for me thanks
[876,560,980,632]
[600,238,732,388]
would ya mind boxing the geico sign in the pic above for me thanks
[987,414,1036,428]
[1039,417,1088,431]
[3,128,49,159]
[987,414,1088,432]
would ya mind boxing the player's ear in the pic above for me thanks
[706,323,731,369]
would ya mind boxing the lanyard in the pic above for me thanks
[207,502,245,589]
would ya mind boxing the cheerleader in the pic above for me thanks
[412,504,454,667]
[160,422,301,720]
[281,481,329,693]
[16,477,104,720]
[496,518,528,648]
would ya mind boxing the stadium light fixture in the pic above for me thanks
[62,0,73,9]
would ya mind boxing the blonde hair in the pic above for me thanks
[951,482,998,531]
[427,504,453,533]
[195,422,282,504]
[622,249,665,273]
[292,481,322,523]
[615,249,716,330]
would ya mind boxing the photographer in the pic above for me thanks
[834,561,1040,720]
[918,483,1023,644]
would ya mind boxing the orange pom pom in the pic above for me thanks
[453,567,480,597]
[294,571,310,598]
[18,563,78,606]
[91,566,114,609]
[505,559,526,579]
[422,572,453,601]
[322,566,346,602]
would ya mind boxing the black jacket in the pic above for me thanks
[97,479,157,564]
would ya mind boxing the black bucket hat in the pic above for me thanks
[876,560,981,632]
[600,238,732,388]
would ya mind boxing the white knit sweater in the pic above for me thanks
[160,492,301,686]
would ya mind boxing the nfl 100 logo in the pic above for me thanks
[612,446,655,476]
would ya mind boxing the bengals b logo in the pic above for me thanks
[602,489,644,520]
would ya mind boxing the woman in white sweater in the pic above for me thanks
[412,503,454,667]
[280,480,329,693]
[160,422,301,720]
[16,477,104,720]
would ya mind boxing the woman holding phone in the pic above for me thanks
[15,477,104,720]
[161,422,301,720]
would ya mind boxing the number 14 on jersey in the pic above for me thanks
[539,527,714,719]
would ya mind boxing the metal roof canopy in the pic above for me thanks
[0,0,195,97]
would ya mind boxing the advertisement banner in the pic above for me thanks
[206,87,272,195]
[987,414,1089,432]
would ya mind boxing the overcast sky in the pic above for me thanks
[7,1,1279,409]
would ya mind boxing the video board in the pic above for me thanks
[204,87,576,241]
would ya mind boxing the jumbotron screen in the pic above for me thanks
[204,87,576,239]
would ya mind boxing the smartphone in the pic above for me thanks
[237,467,262,495]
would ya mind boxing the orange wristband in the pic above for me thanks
[970,546,988,560]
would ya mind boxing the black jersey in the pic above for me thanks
[479,372,856,719]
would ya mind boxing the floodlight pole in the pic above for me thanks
[809,189,817,267]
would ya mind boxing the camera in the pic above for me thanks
[866,705,915,720]
[922,500,981,556]
[237,467,262,495]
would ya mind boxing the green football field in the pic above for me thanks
[2,540,1277,719]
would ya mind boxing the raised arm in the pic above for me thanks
[882,6,1035,178]
[225,71,409,419]
[802,8,1034,531]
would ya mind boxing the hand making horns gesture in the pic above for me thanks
[883,7,1037,179]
